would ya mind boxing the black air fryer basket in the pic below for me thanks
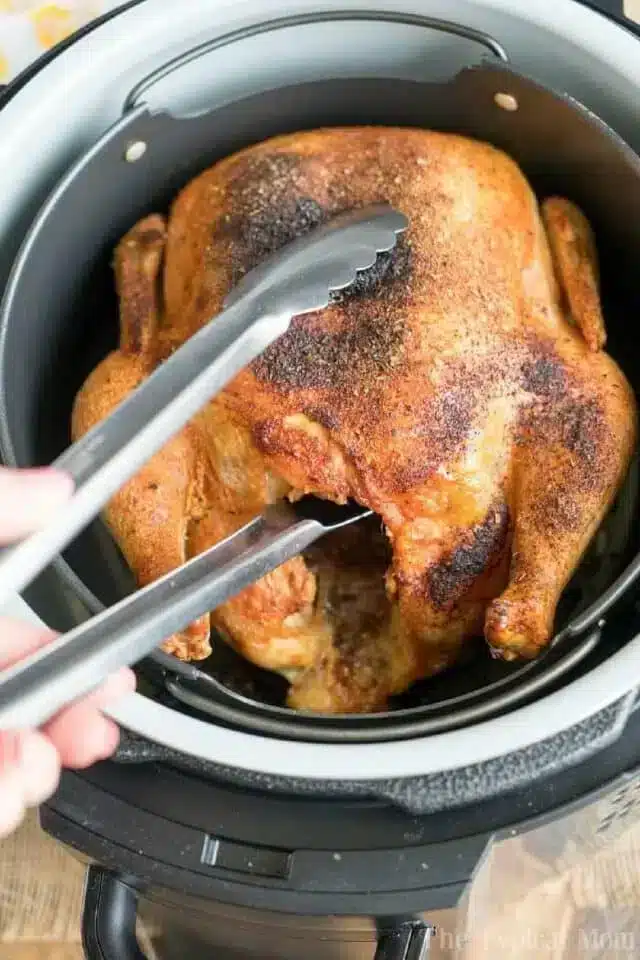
[2,12,640,754]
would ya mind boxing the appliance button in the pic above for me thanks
[200,833,292,879]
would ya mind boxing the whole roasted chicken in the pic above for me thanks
[72,127,637,713]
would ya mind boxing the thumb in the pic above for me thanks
[0,467,73,543]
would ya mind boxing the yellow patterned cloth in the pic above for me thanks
[0,1,124,82]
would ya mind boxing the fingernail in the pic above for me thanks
[97,721,120,760]
[120,668,137,693]
[18,730,60,806]
[102,668,137,700]
[0,730,23,768]
[0,768,26,838]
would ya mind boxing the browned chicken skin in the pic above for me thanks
[72,127,637,713]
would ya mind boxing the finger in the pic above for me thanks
[83,667,137,707]
[12,730,60,805]
[0,622,133,766]
[0,730,60,837]
[0,730,60,804]
[44,709,120,769]
[43,668,135,768]
[0,622,134,692]
[0,616,56,668]
[0,766,26,837]
[0,467,73,543]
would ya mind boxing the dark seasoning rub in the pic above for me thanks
[217,148,610,479]
[519,337,608,473]
[214,149,413,395]
[427,502,511,611]
[216,142,613,546]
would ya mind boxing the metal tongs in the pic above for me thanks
[0,204,407,729]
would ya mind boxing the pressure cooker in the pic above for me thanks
[2,0,640,956]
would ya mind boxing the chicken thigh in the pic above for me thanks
[72,127,637,713]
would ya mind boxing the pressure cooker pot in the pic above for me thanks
[1,2,640,796]
[2,2,640,956]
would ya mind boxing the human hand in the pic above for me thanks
[0,467,136,838]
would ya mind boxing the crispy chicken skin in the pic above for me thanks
[72,127,637,712]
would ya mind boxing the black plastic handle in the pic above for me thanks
[82,866,146,960]
[81,865,433,959]
[374,921,435,959]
